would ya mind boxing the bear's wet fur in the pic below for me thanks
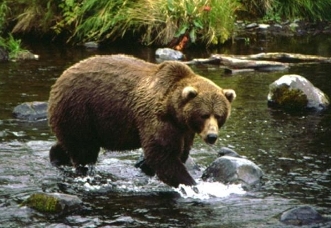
[48,54,236,187]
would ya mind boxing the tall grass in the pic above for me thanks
[273,0,331,21]
[0,1,10,33]
[54,0,242,46]
[0,34,28,59]
[119,0,242,45]
[241,0,331,21]
[0,1,28,60]
[9,0,58,34]
[1,0,331,47]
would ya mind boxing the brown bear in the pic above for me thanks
[48,54,236,188]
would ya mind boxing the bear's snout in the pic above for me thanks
[199,115,219,145]
[206,133,218,144]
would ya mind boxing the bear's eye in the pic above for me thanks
[201,114,210,119]
[214,114,221,120]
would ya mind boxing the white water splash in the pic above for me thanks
[175,180,246,200]
[74,175,246,199]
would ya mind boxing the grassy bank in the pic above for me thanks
[1,0,331,48]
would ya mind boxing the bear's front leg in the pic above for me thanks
[143,143,196,187]
[155,158,197,188]
[141,124,197,187]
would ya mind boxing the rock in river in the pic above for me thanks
[13,101,48,121]
[22,192,82,214]
[280,205,327,225]
[155,48,184,61]
[202,153,263,190]
[268,74,329,111]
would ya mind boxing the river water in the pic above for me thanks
[1,35,331,227]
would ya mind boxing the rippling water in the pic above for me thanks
[1,36,331,227]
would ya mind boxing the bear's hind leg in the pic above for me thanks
[67,144,100,176]
[49,142,72,167]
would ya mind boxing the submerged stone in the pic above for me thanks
[280,205,326,225]
[268,74,329,111]
[13,101,48,121]
[22,192,82,214]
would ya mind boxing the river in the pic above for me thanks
[0,35,331,227]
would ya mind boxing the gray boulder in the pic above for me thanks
[13,101,48,121]
[280,205,326,225]
[218,147,243,158]
[268,74,329,111]
[202,155,263,190]
[155,48,184,61]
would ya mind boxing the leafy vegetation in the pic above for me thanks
[0,34,31,59]
[242,0,331,21]
[0,1,28,60]
[0,0,330,47]
[52,0,241,46]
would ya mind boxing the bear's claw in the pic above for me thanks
[134,158,156,176]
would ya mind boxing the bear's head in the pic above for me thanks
[181,85,236,145]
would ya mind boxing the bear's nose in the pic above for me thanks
[206,133,218,144]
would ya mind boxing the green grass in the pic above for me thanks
[0,34,28,59]
[240,0,331,21]
[1,0,331,47]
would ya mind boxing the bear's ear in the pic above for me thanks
[223,89,236,102]
[182,86,198,100]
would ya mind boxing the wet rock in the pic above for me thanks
[202,155,263,190]
[22,192,82,214]
[84,41,99,49]
[258,24,270,29]
[217,147,242,158]
[268,74,329,111]
[280,205,326,225]
[13,101,48,121]
[14,50,39,61]
[246,23,258,29]
[289,22,299,29]
[155,48,184,61]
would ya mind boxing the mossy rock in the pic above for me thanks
[269,84,308,110]
[12,50,39,61]
[22,192,82,213]
[268,74,329,111]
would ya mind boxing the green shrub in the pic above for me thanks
[240,0,331,21]
[0,1,10,33]
[54,0,242,46]
[0,34,28,59]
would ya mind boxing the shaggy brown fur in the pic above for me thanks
[48,54,236,187]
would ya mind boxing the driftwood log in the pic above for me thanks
[184,52,331,73]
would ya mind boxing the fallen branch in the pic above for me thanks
[184,52,331,73]
[234,52,331,63]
